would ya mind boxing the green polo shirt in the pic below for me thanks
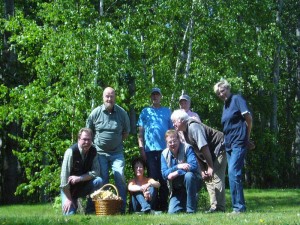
[86,104,130,153]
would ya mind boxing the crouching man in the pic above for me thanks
[161,130,201,214]
[60,128,103,215]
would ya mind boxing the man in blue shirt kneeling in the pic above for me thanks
[161,129,201,214]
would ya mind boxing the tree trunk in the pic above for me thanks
[271,44,279,133]
[128,75,136,135]
[1,0,21,205]
[270,0,283,134]
[2,123,20,204]
[293,18,300,173]
[99,0,103,16]
[4,0,14,17]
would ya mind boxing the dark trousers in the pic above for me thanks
[146,151,169,211]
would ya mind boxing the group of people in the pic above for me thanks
[60,79,253,215]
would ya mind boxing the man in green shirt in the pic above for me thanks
[86,87,130,213]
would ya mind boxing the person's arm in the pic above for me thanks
[236,95,252,141]
[61,187,75,214]
[60,149,72,189]
[128,178,159,193]
[147,178,160,189]
[185,147,199,173]
[128,179,143,192]
[86,112,95,133]
[138,126,147,161]
[161,152,182,180]
[68,151,99,185]
[200,145,214,177]
[189,123,214,177]
[60,149,74,214]
[122,110,131,140]
[244,113,252,140]
[68,174,92,184]
[197,158,210,181]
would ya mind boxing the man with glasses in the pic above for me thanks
[171,109,226,213]
[60,128,103,215]
[161,129,201,213]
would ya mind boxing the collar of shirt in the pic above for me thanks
[78,145,86,160]
[101,104,116,113]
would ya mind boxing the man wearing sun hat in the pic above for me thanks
[179,94,201,121]
[137,87,173,212]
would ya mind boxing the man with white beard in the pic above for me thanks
[86,87,130,213]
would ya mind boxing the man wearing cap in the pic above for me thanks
[137,87,173,212]
[179,94,201,122]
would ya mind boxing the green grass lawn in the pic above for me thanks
[0,189,299,225]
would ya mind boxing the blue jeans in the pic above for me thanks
[98,152,127,213]
[145,151,169,211]
[226,147,247,212]
[61,177,103,215]
[168,172,201,214]
[131,186,157,212]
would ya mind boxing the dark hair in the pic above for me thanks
[131,156,146,171]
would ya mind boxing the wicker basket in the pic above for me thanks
[93,184,122,216]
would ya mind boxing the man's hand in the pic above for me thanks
[246,140,255,150]
[68,176,81,185]
[140,183,150,193]
[177,163,190,171]
[206,167,213,178]
[201,171,211,181]
[62,198,74,214]
[143,190,151,201]
[167,171,178,180]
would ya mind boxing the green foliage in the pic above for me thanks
[0,0,299,202]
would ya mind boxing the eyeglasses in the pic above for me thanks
[167,139,178,145]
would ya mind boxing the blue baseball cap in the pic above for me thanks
[151,87,162,95]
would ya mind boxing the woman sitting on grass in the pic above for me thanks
[128,157,160,213]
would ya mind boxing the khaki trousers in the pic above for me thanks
[205,150,227,211]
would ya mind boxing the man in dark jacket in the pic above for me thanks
[60,128,103,215]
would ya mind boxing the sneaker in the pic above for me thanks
[205,208,225,213]
[227,210,242,216]
[144,209,151,214]
[205,208,217,213]
[152,210,162,215]
[142,208,151,213]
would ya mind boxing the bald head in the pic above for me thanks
[103,87,116,112]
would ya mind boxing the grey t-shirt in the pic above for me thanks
[183,119,224,161]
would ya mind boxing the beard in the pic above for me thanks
[81,144,91,152]
[104,102,114,111]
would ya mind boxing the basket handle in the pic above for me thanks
[99,184,119,197]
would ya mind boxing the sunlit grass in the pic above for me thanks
[0,189,299,225]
